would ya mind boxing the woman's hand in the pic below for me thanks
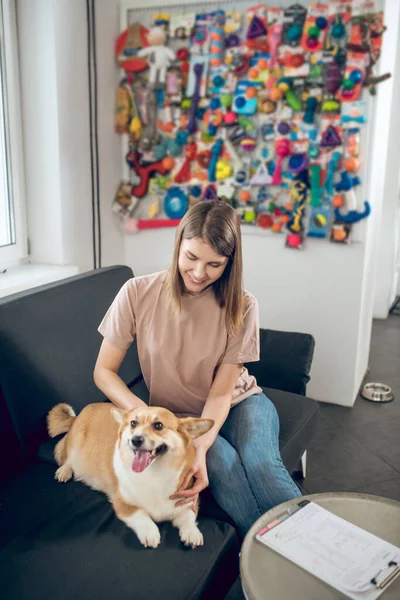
[170,446,209,507]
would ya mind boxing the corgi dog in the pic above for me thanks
[47,402,213,549]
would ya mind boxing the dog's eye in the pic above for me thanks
[130,420,138,428]
[153,422,164,431]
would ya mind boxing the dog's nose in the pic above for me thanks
[131,435,144,448]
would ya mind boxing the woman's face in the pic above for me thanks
[178,237,229,294]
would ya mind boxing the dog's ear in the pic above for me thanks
[111,407,125,424]
[179,417,214,439]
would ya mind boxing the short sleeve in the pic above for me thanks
[221,294,260,365]
[97,279,136,350]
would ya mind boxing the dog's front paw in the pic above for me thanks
[180,525,204,548]
[55,464,72,483]
[136,520,161,549]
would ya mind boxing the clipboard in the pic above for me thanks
[255,500,400,600]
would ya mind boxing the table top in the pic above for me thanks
[240,492,400,600]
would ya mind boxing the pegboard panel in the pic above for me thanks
[115,1,386,245]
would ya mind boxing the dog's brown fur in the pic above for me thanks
[47,403,213,548]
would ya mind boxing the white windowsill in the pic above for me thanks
[0,263,79,298]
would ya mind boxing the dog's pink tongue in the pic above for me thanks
[132,450,152,473]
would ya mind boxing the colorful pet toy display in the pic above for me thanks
[113,2,389,246]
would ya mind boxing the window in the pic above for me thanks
[0,0,26,268]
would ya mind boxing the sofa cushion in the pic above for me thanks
[246,329,315,396]
[265,387,319,474]
[0,266,140,466]
[0,463,239,600]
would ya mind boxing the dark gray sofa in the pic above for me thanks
[0,265,319,600]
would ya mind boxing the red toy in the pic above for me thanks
[115,24,149,73]
[272,139,291,185]
[123,218,181,233]
[174,142,197,183]
[130,152,171,198]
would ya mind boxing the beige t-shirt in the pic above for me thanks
[98,270,262,417]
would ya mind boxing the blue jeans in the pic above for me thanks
[206,392,301,538]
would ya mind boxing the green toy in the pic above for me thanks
[277,78,302,111]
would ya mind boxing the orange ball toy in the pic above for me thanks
[272,221,283,233]
[270,87,282,102]
[284,201,294,212]
[240,190,252,203]
[162,156,175,171]
[344,157,360,172]
[245,87,257,99]
[248,67,259,80]
[333,194,344,208]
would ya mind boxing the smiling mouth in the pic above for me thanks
[131,444,168,473]
[188,274,206,285]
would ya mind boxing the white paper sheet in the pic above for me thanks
[256,502,400,600]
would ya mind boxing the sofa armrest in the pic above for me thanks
[245,329,315,396]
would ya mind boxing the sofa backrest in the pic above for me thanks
[0,266,141,476]
[246,328,315,396]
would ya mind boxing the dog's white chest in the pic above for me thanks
[114,451,183,522]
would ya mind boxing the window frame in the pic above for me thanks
[0,0,27,269]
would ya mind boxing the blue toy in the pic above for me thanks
[233,81,258,115]
[334,201,371,223]
[164,187,189,219]
[208,138,223,182]
[335,172,361,194]
[308,202,331,238]
[324,151,341,197]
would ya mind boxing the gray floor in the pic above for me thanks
[226,314,400,600]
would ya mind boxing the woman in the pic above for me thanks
[94,201,301,537]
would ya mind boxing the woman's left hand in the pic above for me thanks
[170,445,209,507]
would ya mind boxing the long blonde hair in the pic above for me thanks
[166,201,245,334]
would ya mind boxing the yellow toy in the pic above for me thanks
[216,159,232,180]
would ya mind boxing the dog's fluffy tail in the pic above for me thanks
[47,403,76,438]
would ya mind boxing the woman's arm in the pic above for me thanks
[93,339,147,410]
[171,362,241,505]
[195,362,242,452]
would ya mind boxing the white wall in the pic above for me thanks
[372,1,400,319]
[18,0,124,271]
[17,0,399,407]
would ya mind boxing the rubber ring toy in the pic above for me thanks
[164,187,189,219]
[204,108,223,127]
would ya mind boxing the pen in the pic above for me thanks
[256,500,310,537]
